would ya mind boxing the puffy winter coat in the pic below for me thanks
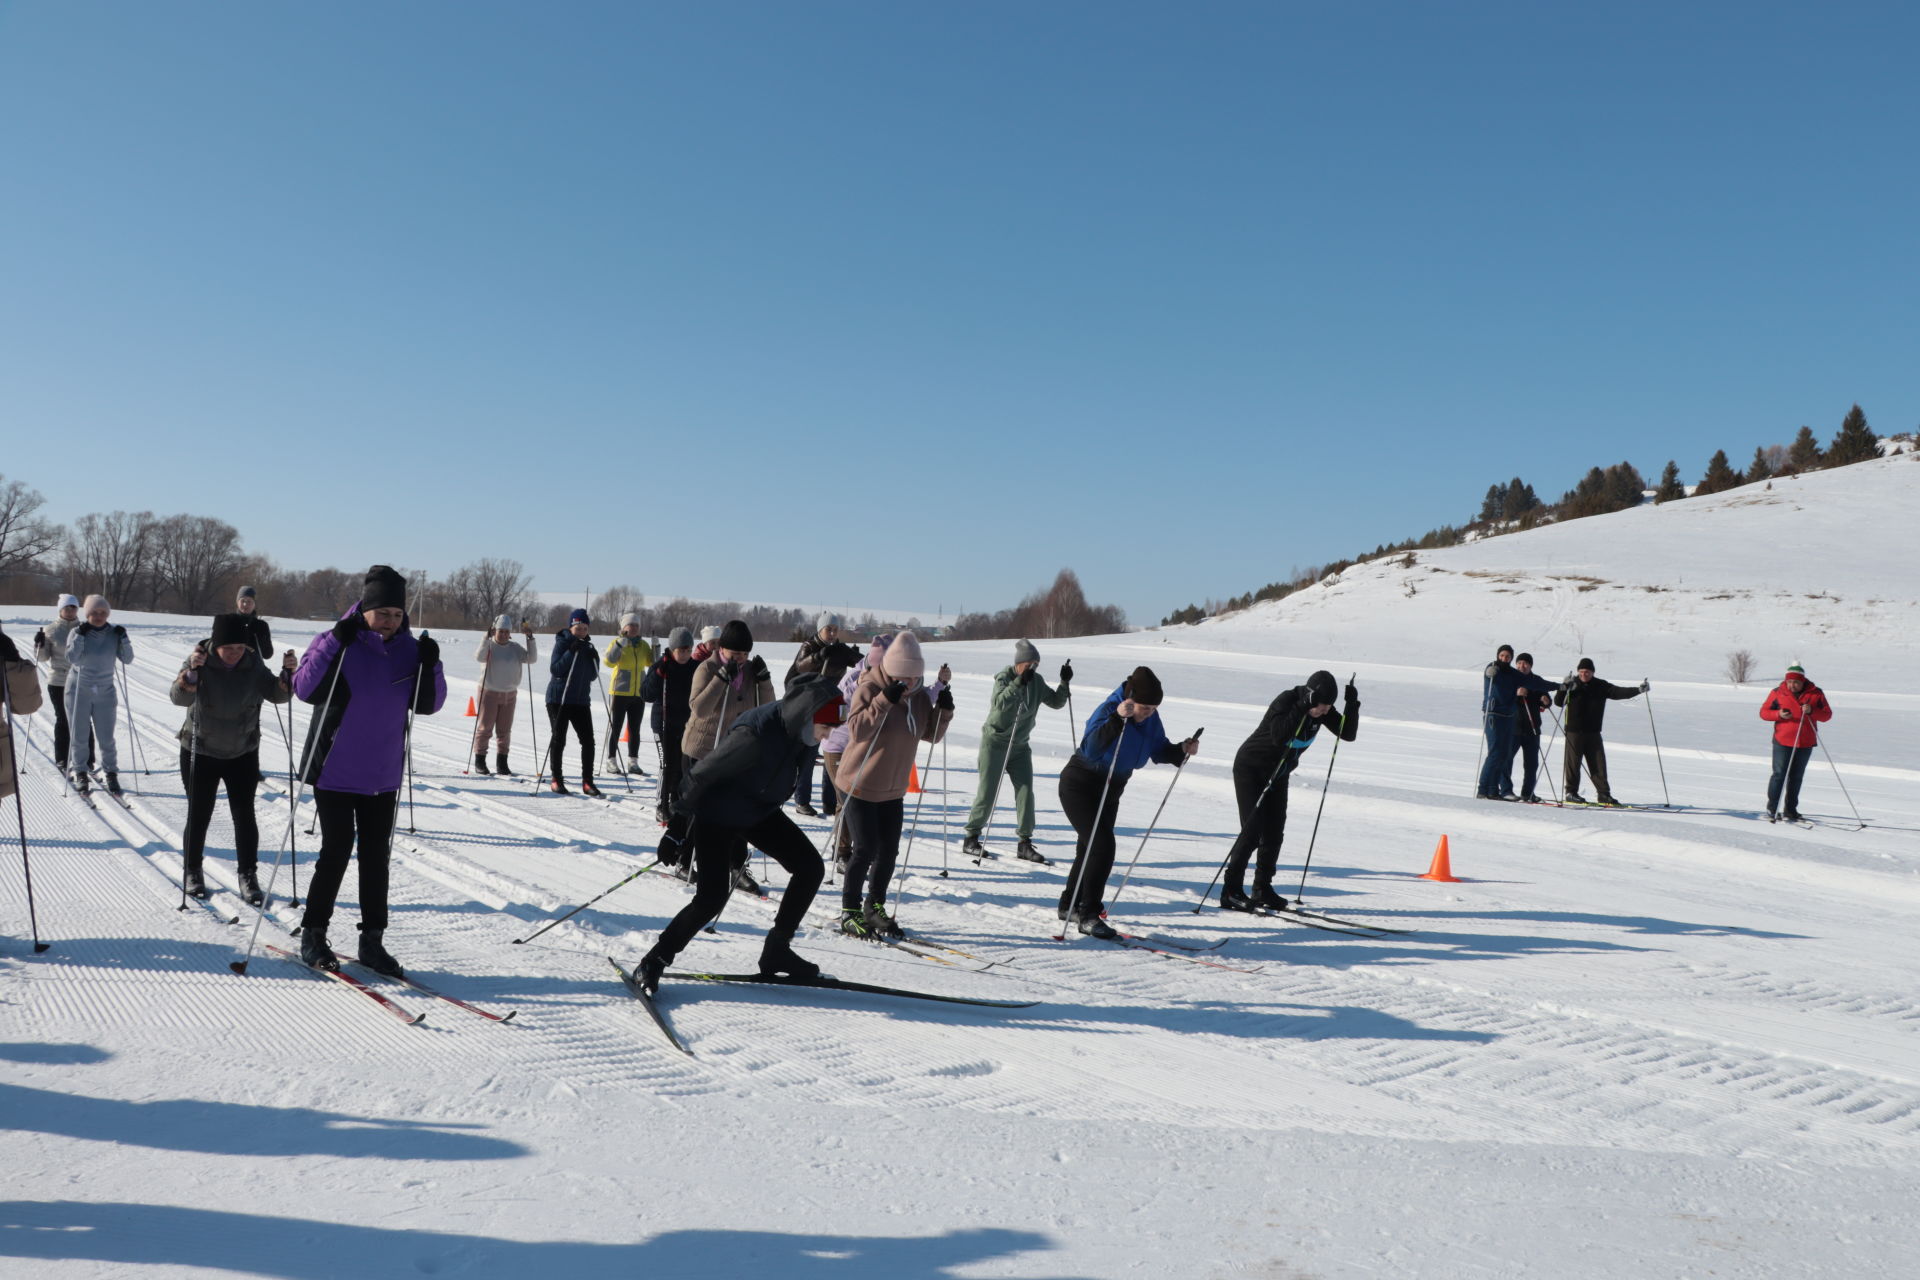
[1,647,45,801]
[678,677,842,827]
[683,653,775,759]
[546,631,600,706]
[841,664,951,802]
[1759,680,1832,748]
[293,608,446,795]
[1481,660,1523,717]
[603,635,654,697]
[37,617,81,684]
[172,649,292,760]
[1074,684,1188,782]
[644,654,696,736]
[1552,675,1640,733]
[979,666,1070,744]
[64,623,134,689]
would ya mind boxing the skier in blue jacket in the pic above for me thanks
[545,608,601,795]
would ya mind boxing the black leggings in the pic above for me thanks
[51,685,92,772]
[1221,753,1292,892]
[607,695,645,758]
[547,703,595,778]
[1057,756,1130,920]
[302,788,396,934]
[841,795,905,910]
[658,728,686,813]
[652,811,823,963]
[179,748,262,872]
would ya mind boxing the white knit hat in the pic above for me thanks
[57,593,80,609]
[493,614,514,630]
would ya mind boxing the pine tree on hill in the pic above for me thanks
[1653,460,1685,503]
[1695,449,1742,496]
[1787,425,1823,472]
[1744,446,1773,483]
[1827,404,1879,465]
[1505,476,1541,517]
[1479,483,1505,523]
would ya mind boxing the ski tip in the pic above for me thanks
[499,1010,518,1022]
[407,1013,427,1026]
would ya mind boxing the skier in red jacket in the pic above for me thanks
[1758,664,1831,822]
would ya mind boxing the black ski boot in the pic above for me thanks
[863,901,904,940]
[1016,839,1050,864]
[961,835,991,859]
[238,867,264,907]
[637,950,667,996]
[472,753,491,776]
[580,776,604,798]
[1074,913,1118,940]
[106,772,123,796]
[495,752,514,777]
[793,801,818,818]
[837,907,872,938]
[627,754,646,777]
[549,776,569,795]
[1252,885,1288,912]
[759,931,821,981]
[74,772,90,795]
[357,927,404,979]
[182,859,209,900]
[732,866,763,896]
[300,926,338,971]
[1219,886,1258,913]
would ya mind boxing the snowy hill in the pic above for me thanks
[3,454,1918,1277]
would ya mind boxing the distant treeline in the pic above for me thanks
[1160,404,1904,627]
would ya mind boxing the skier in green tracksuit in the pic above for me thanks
[961,639,1072,864]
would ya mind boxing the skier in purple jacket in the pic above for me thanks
[291,566,446,975]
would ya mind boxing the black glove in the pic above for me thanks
[75,621,95,635]
[718,659,739,683]
[1018,668,1034,686]
[416,635,439,670]
[113,624,126,638]
[332,613,367,645]
[748,656,770,683]
[883,679,908,704]
[1344,681,1358,703]
[33,629,46,653]
[1060,661,1073,684]
[828,641,861,667]
[936,686,954,711]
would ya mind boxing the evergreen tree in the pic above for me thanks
[1479,483,1505,523]
[1787,425,1822,472]
[1696,449,1742,496]
[1827,403,1879,465]
[1505,476,1541,516]
[1653,460,1685,503]
[1603,461,1646,511]
[1744,446,1773,483]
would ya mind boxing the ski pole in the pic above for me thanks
[512,859,664,944]
[892,734,939,920]
[2,669,50,952]
[939,730,950,879]
[825,696,895,891]
[1112,727,1202,906]
[1294,679,1357,900]
[234,644,343,974]
[1472,675,1489,797]
[523,635,539,785]
[538,646,580,793]
[1815,732,1865,829]
[1057,719,1125,936]
[180,686,199,911]
[403,632,426,834]
[978,693,1035,864]
[1641,680,1671,807]
[1193,711,1311,912]
[592,654,633,794]
[1540,702,1564,804]
[1066,669,1080,750]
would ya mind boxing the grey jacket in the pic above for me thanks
[171,650,293,760]
[473,635,537,693]
[39,616,81,685]
[64,623,134,689]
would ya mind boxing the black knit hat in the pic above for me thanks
[718,619,753,652]
[1577,656,1595,672]
[1126,665,1164,706]
[361,565,406,611]
[1496,643,1514,658]
[1516,652,1534,665]
[209,613,250,648]
[1306,670,1337,706]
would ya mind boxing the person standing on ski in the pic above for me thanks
[1508,653,1558,803]
[546,608,602,795]
[1553,657,1645,805]
[1759,664,1831,822]
[683,620,775,767]
[1218,670,1358,913]
[636,667,853,994]
[63,595,134,795]
[292,566,445,975]
[837,631,952,939]
[1057,667,1199,938]
[472,616,536,775]
[1477,643,1522,799]
[962,639,1072,863]
[602,613,653,777]
[172,614,295,903]
[784,611,845,817]
[644,626,697,827]
[33,594,89,779]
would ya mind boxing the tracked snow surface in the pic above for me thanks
[3,455,1917,1277]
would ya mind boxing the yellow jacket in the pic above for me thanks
[603,635,654,696]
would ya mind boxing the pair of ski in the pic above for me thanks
[263,945,515,1026]
[1224,902,1413,939]
[607,957,1037,1057]
[1048,922,1262,973]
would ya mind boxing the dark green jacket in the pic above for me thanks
[979,666,1070,743]
[172,650,293,760]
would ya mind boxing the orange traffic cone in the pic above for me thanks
[464,696,477,717]
[907,764,922,794]
[1419,834,1461,882]
[622,725,632,744]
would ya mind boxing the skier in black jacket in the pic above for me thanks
[1220,670,1359,912]
[635,664,851,994]
[643,626,698,827]
[1552,657,1645,806]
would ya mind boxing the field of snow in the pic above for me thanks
[3,456,1917,1278]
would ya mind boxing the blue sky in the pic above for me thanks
[2,2,1914,623]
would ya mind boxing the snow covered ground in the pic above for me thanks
[3,456,1917,1278]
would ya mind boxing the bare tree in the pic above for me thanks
[1725,649,1756,686]
[439,558,536,628]
[65,510,158,604]
[0,476,63,576]
[150,514,246,614]
[591,583,644,627]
